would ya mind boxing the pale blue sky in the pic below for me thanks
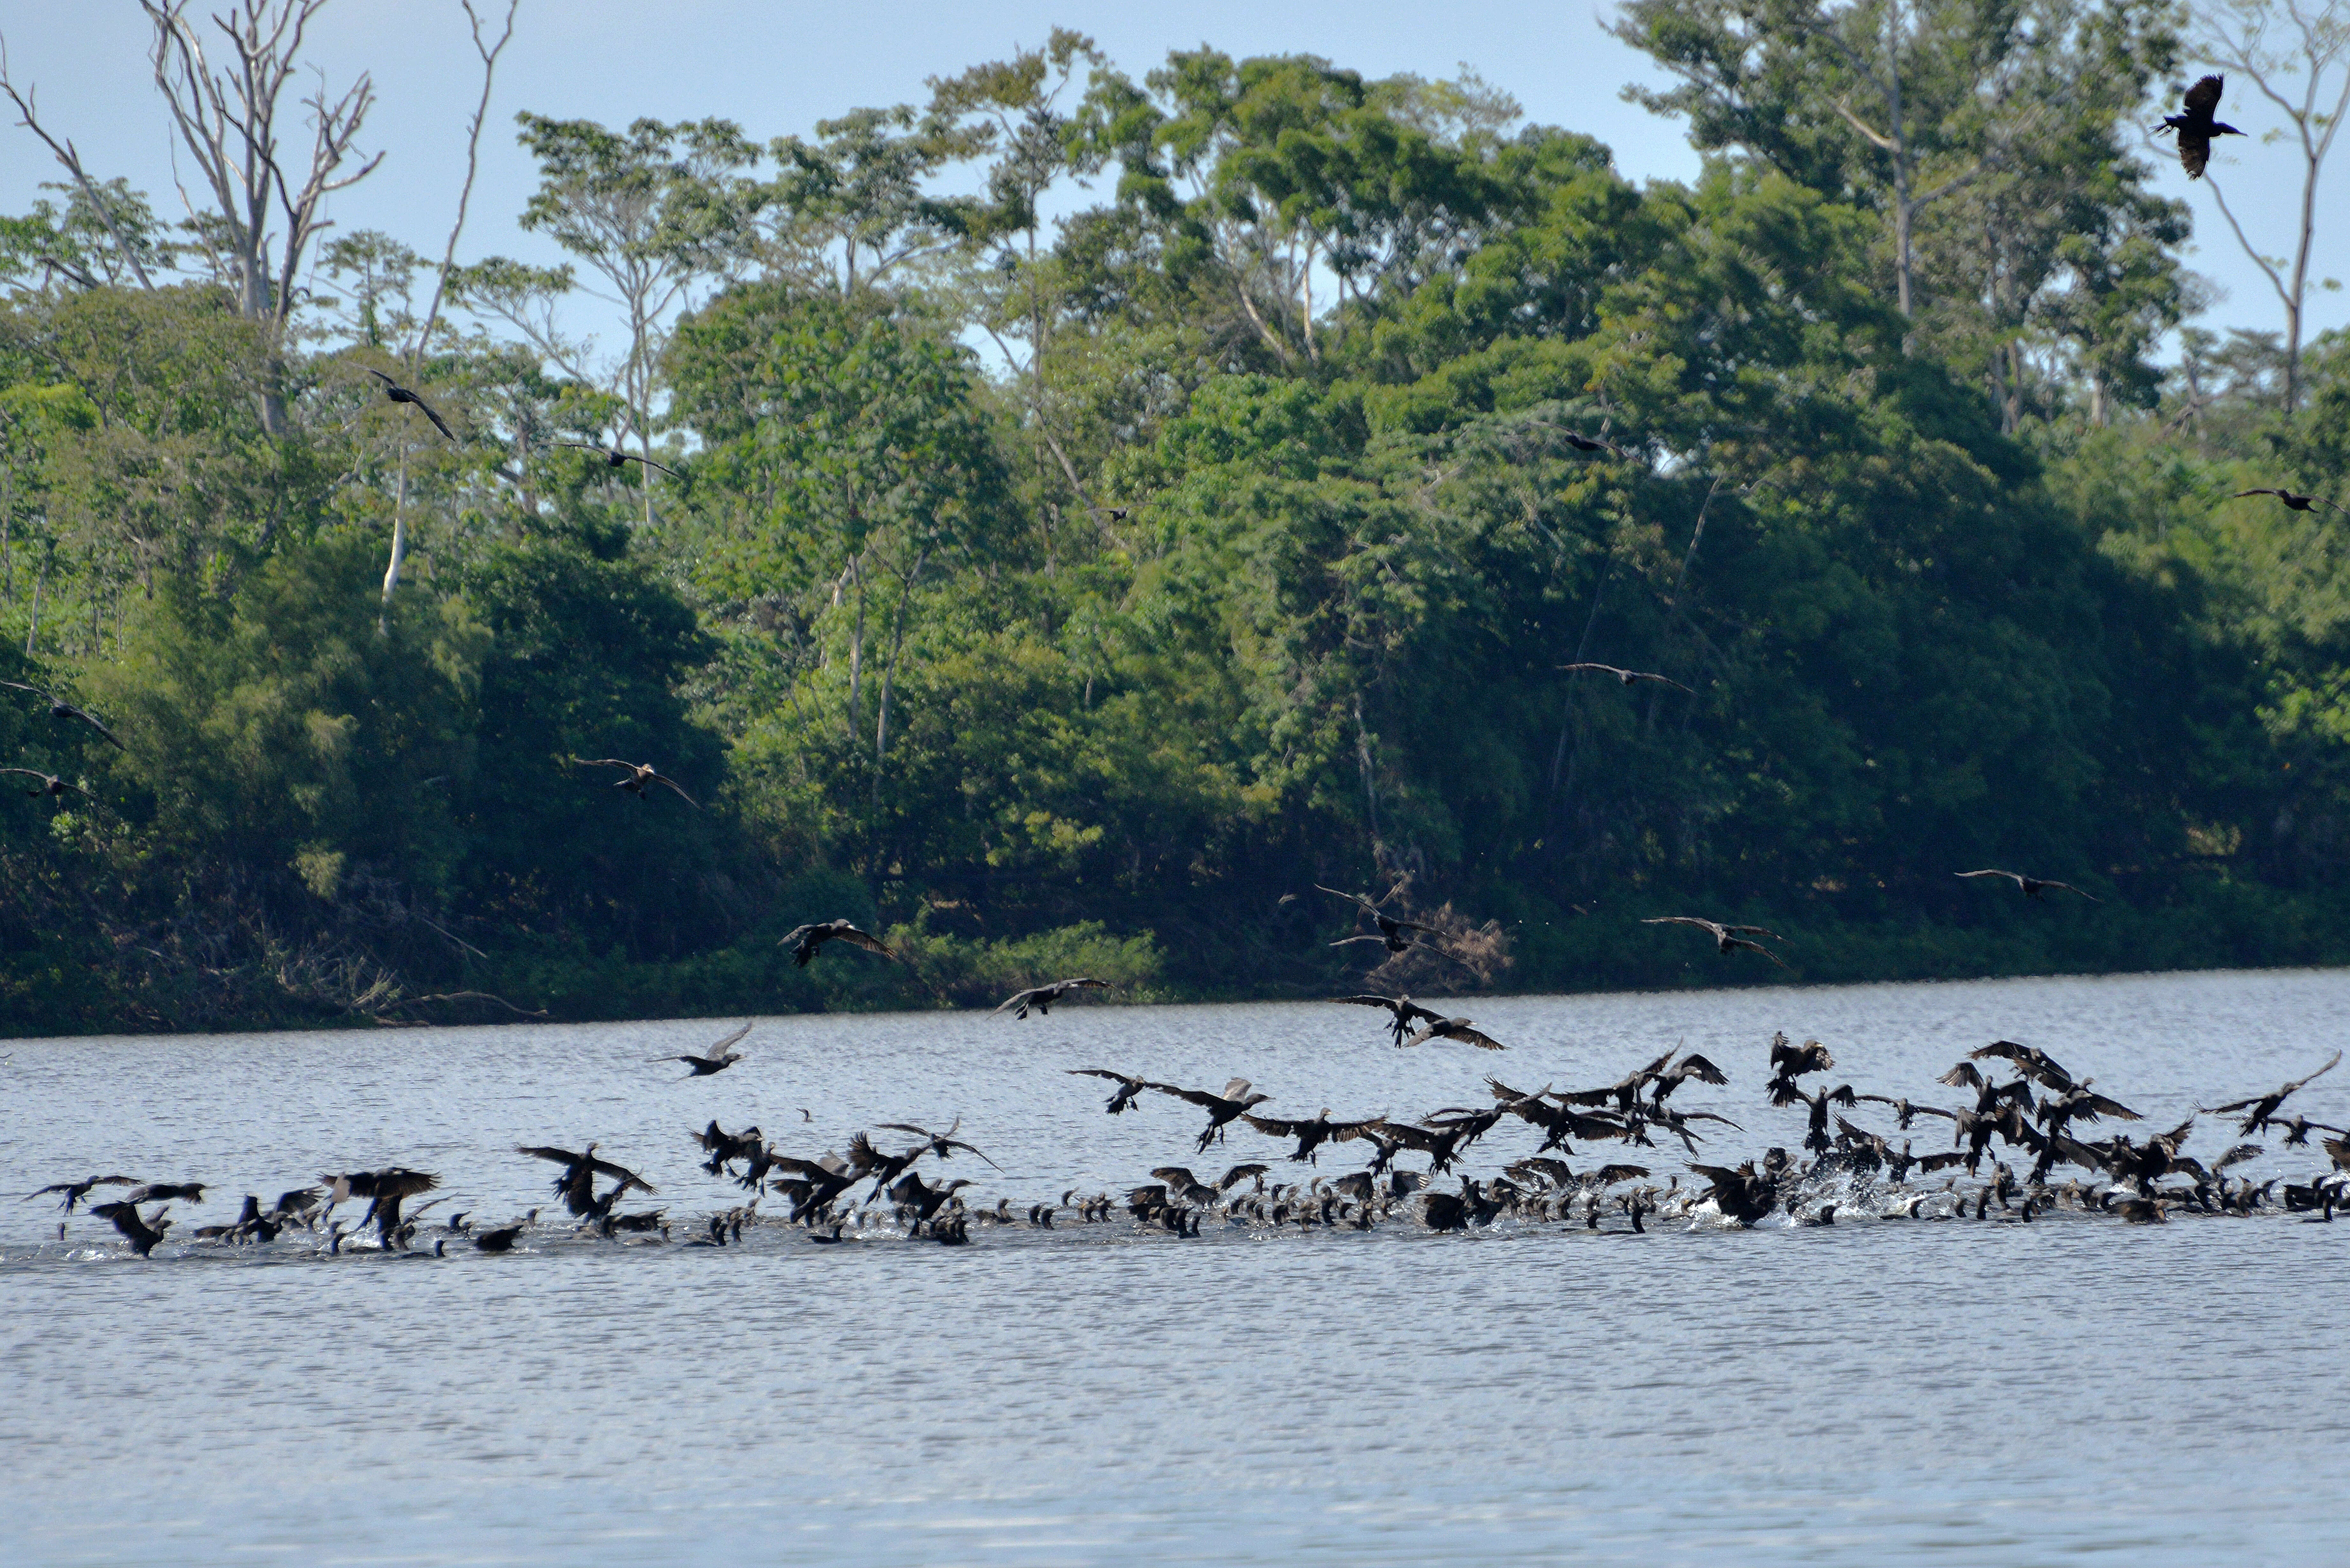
[1,1,2340,366]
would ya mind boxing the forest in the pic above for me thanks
[4,0,2350,1035]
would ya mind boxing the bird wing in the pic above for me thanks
[1955,870,2023,885]
[995,987,1045,1013]
[626,453,681,478]
[2079,1092,2142,1122]
[702,1022,753,1057]
[1148,1166,1197,1188]
[515,1145,582,1165]
[1721,924,1783,939]
[1242,1113,1308,1137]
[1313,883,1377,912]
[831,924,899,960]
[1632,671,1696,694]
[1444,1025,1506,1050]
[1332,993,1403,1010]
[1217,1164,1270,1190]
[2286,1050,2344,1094]
[1558,663,1623,676]
[1672,1052,1730,1085]
[1939,1062,1986,1088]
[1641,916,1722,934]
[1330,1118,1389,1142]
[572,758,641,773]
[2184,73,2224,115]
[650,773,701,808]
[587,1157,655,1194]
[1067,1067,1138,1085]
[1330,935,1392,948]
[418,398,457,441]
[1146,1081,1228,1109]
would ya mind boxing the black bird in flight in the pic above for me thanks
[2,768,93,803]
[365,366,458,441]
[1955,869,2099,902]
[2157,74,2244,180]
[2205,1050,2342,1136]
[572,757,698,807]
[779,919,898,968]
[2230,487,2346,516]
[1317,884,1445,956]
[1147,1077,1274,1153]
[557,439,678,478]
[1067,1066,1151,1115]
[0,681,125,748]
[22,1174,135,1213]
[515,1143,655,1219]
[1643,916,1789,969]
[1560,430,1625,457]
[1559,662,1694,695]
[1331,992,1449,1047]
[656,1022,750,1077]
[1399,1016,1508,1051]
[996,977,1111,1019]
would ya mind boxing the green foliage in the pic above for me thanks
[7,33,2350,1037]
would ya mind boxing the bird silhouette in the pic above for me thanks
[1560,662,1694,695]
[2157,74,2244,180]
[1643,916,1789,968]
[365,366,457,441]
[655,1022,750,1077]
[1,768,92,803]
[572,757,698,807]
[0,682,125,748]
[995,977,1111,1019]
[779,919,897,968]
[1955,869,2098,901]
[2230,488,2345,516]
[556,439,678,478]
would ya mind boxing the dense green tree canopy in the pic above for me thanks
[3,22,2346,1035]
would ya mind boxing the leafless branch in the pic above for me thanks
[0,40,160,289]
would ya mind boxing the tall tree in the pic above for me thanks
[511,113,762,524]
[2188,0,2350,412]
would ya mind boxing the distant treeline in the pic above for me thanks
[4,9,2350,1035]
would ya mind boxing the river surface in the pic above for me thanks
[5,967,2348,1566]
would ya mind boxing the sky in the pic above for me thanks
[0,0,2342,367]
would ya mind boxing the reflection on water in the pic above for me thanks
[4,967,2347,1566]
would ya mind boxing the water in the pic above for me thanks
[5,967,2347,1566]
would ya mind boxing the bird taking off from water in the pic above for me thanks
[2157,74,2243,180]
[364,366,457,441]
[2206,1051,2342,1136]
[1955,869,2099,901]
[1331,992,1449,1047]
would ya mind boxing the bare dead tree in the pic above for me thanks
[2191,0,2350,413]
[0,41,162,290]
[140,0,382,436]
[381,0,520,625]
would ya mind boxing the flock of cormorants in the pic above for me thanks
[11,72,2347,1267]
[21,1004,2347,1260]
